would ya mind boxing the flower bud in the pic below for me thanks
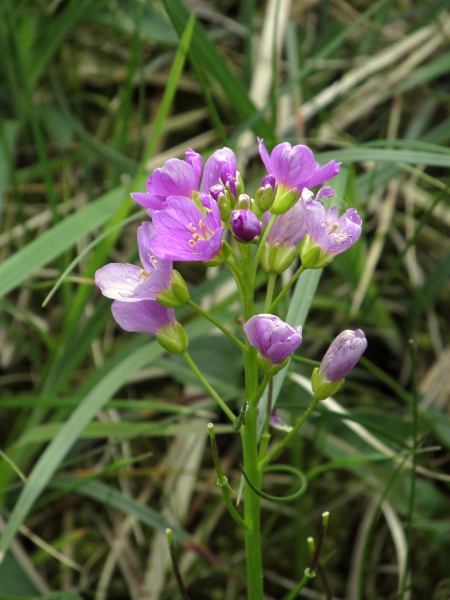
[255,183,275,213]
[217,193,232,221]
[312,329,367,400]
[231,209,261,243]
[209,184,226,202]
[237,194,251,210]
[244,314,302,373]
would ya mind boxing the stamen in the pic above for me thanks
[189,239,196,248]
[138,269,150,280]
[188,223,198,233]
[330,222,340,234]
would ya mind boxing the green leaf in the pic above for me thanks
[0,184,133,300]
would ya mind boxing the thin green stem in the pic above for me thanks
[223,240,241,265]
[258,377,273,462]
[270,265,305,312]
[181,352,236,422]
[187,300,245,351]
[283,569,316,600]
[226,257,248,306]
[260,395,321,470]
[241,403,264,599]
[207,423,248,530]
[264,273,277,312]
[250,373,271,407]
[252,214,277,280]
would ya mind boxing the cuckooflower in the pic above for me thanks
[131,148,203,215]
[244,314,302,373]
[111,299,188,354]
[300,196,362,269]
[312,329,367,400]
[258,138,340,213]
[95,222,172,302]
[151,194,225,262]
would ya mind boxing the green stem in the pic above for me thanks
[207,423,248,530]
[241,403,264,599]
[250,373,271,407]
[283,568,316,600]
[260,395,321,470]
[270,265,305,312]
[226,257,248,306]
[258,377,273,462]
[187,300,245,351]
[252,214,277,281]
[181,352,236,422]
[264,273,277,312]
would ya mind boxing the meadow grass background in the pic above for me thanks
[0,0,450,598]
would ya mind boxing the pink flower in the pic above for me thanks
[300,194,362,269]
[131,149,203,215]
[151,195,225,262]
[200,147,237,195]
[258,138,340,195]
[95,222,172,302]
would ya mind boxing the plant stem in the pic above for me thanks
[270,265,305,312]
[252,213,277,280]
[264,273,277,312]
[208,423,248,530]
[187,300,245,351]
[181,352,236,422]
[260,395,321,470]
[241,402,264,599]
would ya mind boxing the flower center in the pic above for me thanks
[188,221,212,248]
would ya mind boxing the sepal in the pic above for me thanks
[311,367,345,401]
[157,270,190,307]
[156,323,188,354]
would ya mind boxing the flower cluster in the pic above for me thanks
[95,138,365,379]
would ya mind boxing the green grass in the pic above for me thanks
[1,0,449,598]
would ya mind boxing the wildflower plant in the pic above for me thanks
[95,139,367,598]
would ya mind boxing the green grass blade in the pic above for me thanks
[162,0,274,139]
[50,477,189,543]
[0,185,128,300]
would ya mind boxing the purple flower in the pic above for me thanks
[95,222,172,302]
[258,138,340,194]
[231,209,261,243]
[200,147,237,194]
[151,194,225,262]
[264,201,307,247]
[244,314,302,367]
[111,299,176,335]
[300,196,362,268]
[312,329,367,400]
[319,329,367,382]
[131,149,203,215]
